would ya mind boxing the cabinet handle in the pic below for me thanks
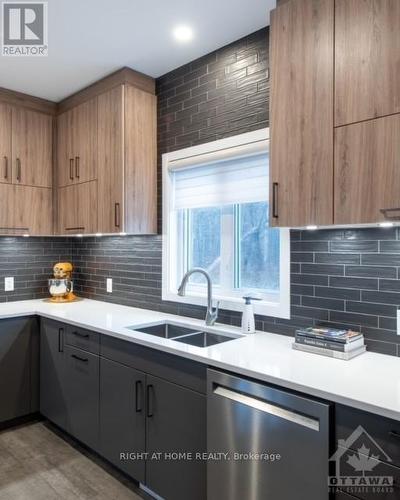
[380,208,400,221]
[16,158,21,182]
[213,385,319,431]
[72,331,89,339]
[272,182,279,218]
[389,430,400,439]
[3,156,8,180]
[69,158,74,180]
[58,328,64,353]
[114,203,120,228]
[65,226,85,231]
[135,380,143,413]
[146,384,154,417]
[75,156,80,179]
[71,353,88,363]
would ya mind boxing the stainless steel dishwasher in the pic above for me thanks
[207,369,331,500]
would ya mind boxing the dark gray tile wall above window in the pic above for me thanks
[156,27,269,229]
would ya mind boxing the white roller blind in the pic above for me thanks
[172,151,269,210]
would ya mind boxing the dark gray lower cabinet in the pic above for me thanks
[146,375,207,500]
[40,319,68,430]
[41,319,100,451]
[99,358,146,482]
[0,317,38,423]
[64,345,99,451]
[41,318,207,500]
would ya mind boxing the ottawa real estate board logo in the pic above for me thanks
[2,2,48,56]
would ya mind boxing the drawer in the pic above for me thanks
[333,446,399,500]
[64,345,99,451]
[100,335,206,394]
[336,405,400,469]
[65,325,100,354]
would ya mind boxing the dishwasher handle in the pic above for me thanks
[213,385,320,431]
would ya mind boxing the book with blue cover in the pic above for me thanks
[295,327,362,344]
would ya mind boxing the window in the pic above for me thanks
[162,129,290,318]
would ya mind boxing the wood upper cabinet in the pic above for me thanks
[335,115,400,224]
[270,0,334,227]
[97,84,157,234]
[57,98,97,187]
[0,103,12,185]
[12,107,53,188]
[57,181,97,234]
[335,0,400,126]
[0,184,52,235]
[124,85,157,234]
[72,98,97,184]
[57,109,74,188]
[97,86,124,233]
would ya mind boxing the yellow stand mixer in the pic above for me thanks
[48,262,78,303]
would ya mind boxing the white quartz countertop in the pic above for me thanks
[0,298,399,421]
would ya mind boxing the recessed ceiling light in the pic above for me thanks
[306,225,318,230]
[173,25,194,42]
[379,222,394,228]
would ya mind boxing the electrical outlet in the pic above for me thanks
[4,277,14,292]
[106,278,113,293]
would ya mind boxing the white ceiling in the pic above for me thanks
[0,0,275,102]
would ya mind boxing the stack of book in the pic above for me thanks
[292,327,366,360]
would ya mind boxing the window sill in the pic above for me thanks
[162,289,290,320]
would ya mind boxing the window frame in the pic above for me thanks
[162,128,290,319]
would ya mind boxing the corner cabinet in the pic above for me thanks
[270,0,334,227]
[57,181,98,234]
[57,77,157,235]
[0,101,53,235]
[0,317,39,423]
[270,0,400,227]
[57,98,98,188]
[96,84,157,234]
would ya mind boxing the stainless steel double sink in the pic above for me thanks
[127,322,240,348]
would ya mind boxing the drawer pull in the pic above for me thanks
[71,354,88,363]
[72,331,90,339]
[389,430,400,439]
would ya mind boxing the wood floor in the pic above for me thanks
[0,422,145,500]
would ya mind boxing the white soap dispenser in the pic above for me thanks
[241,295,261,334]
